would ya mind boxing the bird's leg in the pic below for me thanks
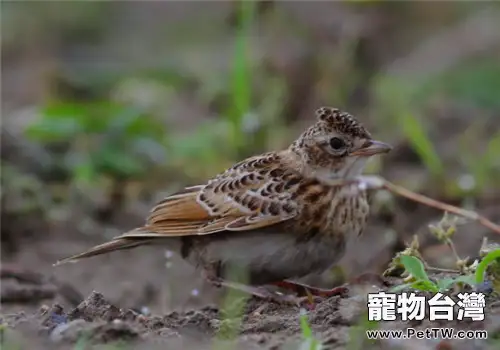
[217,280,289,302]
[201,270,305,305]
[273,273,386,300]
[272,280,348,298]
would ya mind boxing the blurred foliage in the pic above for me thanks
[226,1,255,155]
[19,0,291,188]
[375,57,500,195]
[1,2,111,49]
[299,310,323,350]
[375,77,445,178]
[459,131,500,195]
[400,110,445,178]
[1,162,51,215]
[418,58,500,110]
[3,1,499,200]
[25,101,167,184]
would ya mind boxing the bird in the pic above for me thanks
[56,107,392,304]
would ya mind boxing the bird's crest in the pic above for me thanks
[315,107,371,139]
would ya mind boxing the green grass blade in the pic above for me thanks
[400,111,444,177]
[475,249,500,284]
[299,309,313,339]
[227,0,255,153]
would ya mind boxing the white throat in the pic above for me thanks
[313,156,369,183]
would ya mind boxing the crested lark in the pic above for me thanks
[57,107,391,303]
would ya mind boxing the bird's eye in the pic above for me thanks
[329,137,345,150]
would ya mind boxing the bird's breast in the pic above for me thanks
[294,183,369,238]
[328,184,369,236]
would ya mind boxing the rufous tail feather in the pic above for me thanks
[54,230,153,266]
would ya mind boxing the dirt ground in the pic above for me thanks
[2,271,500,350]
[2,196,500,349]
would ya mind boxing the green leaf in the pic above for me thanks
[400,255,429,281]
[392,256,441,292]
[436,278,456,291]
[95,147,144,178]
[475,249,500,284]
[42,102,88,120]
[72,161,97,185]
[25,117,82,142]
[391,280,439,293]
[436,275,476,291]
[411,279,439,293]
[44,101,110,132]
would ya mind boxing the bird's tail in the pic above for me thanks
[53,229,154,266]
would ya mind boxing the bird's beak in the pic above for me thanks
[350,140,392,157]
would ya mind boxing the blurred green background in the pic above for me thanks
[1,0,500,319]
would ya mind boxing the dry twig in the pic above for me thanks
[352,175,500,235]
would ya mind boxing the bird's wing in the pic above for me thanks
[119,152,300,239]
[54,152,304,265]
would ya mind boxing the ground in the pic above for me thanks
[2,214,500,349]
[2,276,500,350]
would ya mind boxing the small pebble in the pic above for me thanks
[39,305,50,315]
[475,280,494,294]
[50,312,68,325]
[50,319,86,343]
[140,306,150,316]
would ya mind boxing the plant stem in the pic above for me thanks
[445,238,462,263]
[380,180,500,235]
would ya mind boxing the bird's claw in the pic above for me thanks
[263,292,323,310]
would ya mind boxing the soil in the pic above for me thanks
[2,215,500,350]
[3,278,500,350]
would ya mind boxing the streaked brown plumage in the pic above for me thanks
[56,107,391,303]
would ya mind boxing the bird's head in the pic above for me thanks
[290,107,392,180]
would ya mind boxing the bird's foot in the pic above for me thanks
[205,277,313,307]
[203,272,347,309]
[273,280,349,298]
[271,280,349,310]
